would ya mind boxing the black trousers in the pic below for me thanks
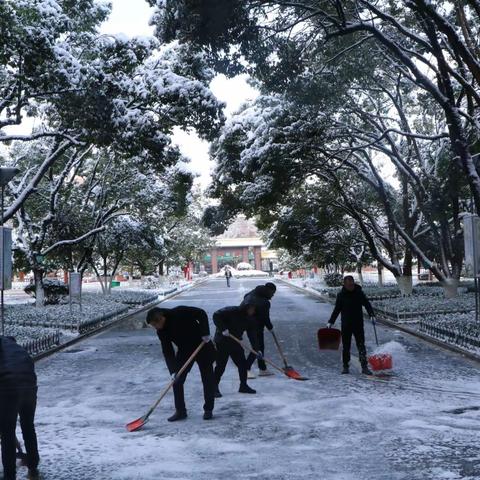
[226,276,231,287]
[0,387,39,480]
[246,327,267,371]
[214,338,248,387]
[341,321,368,367]
[173,343,216,413]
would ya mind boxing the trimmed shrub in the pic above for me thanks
[324,273,344,287]
[25,279,69,305]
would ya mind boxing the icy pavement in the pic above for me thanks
[18,278,480,480]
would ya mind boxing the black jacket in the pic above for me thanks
[328,285,374,326]
[213,306,259,349]
[242,286,273,330]
[156,306,210,374]
[0,336,37,391]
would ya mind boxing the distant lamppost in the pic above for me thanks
[0,167,19,335]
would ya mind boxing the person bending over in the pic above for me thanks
[146,306,216,421]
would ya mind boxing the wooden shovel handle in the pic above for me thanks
[147,341,206,417]
[270,330,289,369]
[228,334,285,375]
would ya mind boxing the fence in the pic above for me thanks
[22,331,61,356]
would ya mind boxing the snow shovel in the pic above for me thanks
[317,327,341,350]
[229,334,308,381]
[126,341,205,432]
[368,318,393,371]
[270,330,306,381]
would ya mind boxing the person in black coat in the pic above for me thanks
[225,267,233,287]
[146,306,216,421]
[242,282,276,377]
[213,301,259,396]
[0,336,40,480]
[327,276,374,375]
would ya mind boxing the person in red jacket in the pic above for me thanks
[327,276,374,375]
[146,306,216,421]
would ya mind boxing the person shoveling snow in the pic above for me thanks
[327,275,375,375]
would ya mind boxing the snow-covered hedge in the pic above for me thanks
[318,284,467,300]
[4,290,158,331]
[5,293,130,328]
[323,273,343,287]
[4,325,61,356]
[374,294,475,320]
[419,313,480,353]
[24,279,69,305]
[110,290,158,305]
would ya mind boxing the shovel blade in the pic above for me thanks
[126,416,148,432]
[283,367,308,381]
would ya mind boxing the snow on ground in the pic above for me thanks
[18,278,480,480]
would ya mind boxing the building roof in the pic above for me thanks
[215,237,264,248]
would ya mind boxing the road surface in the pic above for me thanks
[21,278,480,480]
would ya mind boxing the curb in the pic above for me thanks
[279,278,480,365]
[33,280,207,363]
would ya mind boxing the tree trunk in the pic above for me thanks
[396,275,413,296]
[103,257,108,295]
[158,259,165,276]
[34,269,45,307]
[442,278,459,298]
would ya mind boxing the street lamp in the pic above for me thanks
[0,166,19,335]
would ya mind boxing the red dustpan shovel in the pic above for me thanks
[230,334,308,381]
[126,342,205,432]
[368,318,393,371]
[317,327,341,350]
[270,330,307,380]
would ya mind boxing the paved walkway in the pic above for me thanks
[20,278,480,480]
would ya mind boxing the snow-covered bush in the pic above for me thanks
[323,273,343,287]
[24,280,69,305]
[420,313,480,353]
[111,290,158,305]
[374,294,475,320]
[236,262,253,270]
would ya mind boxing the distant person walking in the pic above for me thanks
[327,276,374,375]
[0,336,40,480]
[225,267,233,287]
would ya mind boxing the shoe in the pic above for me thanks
[28,469,40,480]
[203,411,213,420]
[341,366,349,374]
[258,369,274,377]
[214,388,222,398]
[167,410,187,422]
[247,370,257,379]
[362,366,373,375]
[239,384,256,394]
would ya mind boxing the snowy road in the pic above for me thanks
[25,278,480,480]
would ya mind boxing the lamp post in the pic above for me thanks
[0,166,19,335]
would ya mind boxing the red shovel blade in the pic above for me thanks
[126,416,148,432]
[283,366,308,381]
[368,353,393,371]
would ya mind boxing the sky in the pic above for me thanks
[100,0,259,188]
